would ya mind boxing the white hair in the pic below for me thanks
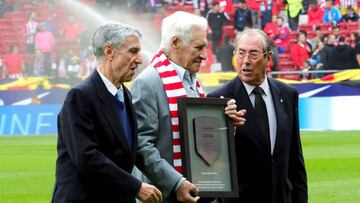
[160,11,207,52]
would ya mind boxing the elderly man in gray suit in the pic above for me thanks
[131,11,246,203]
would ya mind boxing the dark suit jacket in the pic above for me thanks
[52,71,142,203]
[208,77,307,203]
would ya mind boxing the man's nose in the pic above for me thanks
[200,49,207,60]
[243,54,251,65]
[135,56,142,64]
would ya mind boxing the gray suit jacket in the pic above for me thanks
[131,66,183,198]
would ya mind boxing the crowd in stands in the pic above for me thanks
[0,0,360,81]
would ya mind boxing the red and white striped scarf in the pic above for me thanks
[151,50,205,173]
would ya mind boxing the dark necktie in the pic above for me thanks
[252,86,271,149]
[116,90,133,146]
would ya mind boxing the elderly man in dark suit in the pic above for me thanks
[51,23,162,203]
[207,29,308,203]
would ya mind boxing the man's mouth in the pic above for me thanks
[242,67,252,73]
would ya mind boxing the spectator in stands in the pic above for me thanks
[320,34,336,69]
[309,40,324,71]
[307,0,325,24]
[260,0,274,29]
[65,49,80,77]
[274,16,289,53]
[233,0,252,34]
[79,27,93,60]
[206,1,229,56]
[35,23,55,76]
[264,15,279,40]
[285,0,303,30]
[354,34,360,66]
[302,0,313,12]
[299,30,313,50]
[247,0,261,28]
[339,0,358,15]
[33,48,44,76]
[323,0,342,24]
[291,32,312,70]
[342,6,358,22]
[349,32,359,48]
[79,48,96,77]
[332,25,341,45]
[2,45,24,79]
[328,36,358,69]
[197,0,210,16]
[217,35,235,72]
[56,50,67,78]
[59,15,85,42]
[43,13,54,33]
[269,41,279,71]
[25,11,38,54]
[310,27,323,51]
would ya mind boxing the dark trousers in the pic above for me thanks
[211,32,222,55]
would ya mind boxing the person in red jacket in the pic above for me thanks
[264,15,279,40]
[290,32,312,69]
[274,16,289,53]
[3,45,24,79]
[307,0,325,24]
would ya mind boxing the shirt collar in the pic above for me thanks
[242,77,270,96]
[170,60,196,82]
[96,68,121,96]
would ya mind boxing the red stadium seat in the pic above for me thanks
[299,24,313,32]
[278,53,291,62]
[288,31,299,41]
[347,21,359,32]
[337,22,347,29]
[278,61,295,71]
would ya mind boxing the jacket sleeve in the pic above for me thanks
[288,90,308,203]
[131,74,183,197]
[59,88,142,197]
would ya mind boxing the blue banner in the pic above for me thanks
[0,105,61,135]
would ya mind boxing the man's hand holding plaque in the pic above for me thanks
[224,98,247,127]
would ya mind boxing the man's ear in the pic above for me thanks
[104,45,114,61]
[267,51,273,63]
[170,36,180,49]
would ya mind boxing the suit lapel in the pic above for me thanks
[92,71,131,152]
[268,78,288,157]
[232,78,270,151]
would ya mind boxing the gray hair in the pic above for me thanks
[235,29,272,53]
[160,11,207,52]
[92,23,141,62]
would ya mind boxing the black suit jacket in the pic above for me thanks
[52,71,142,203]
[208,77,307,203]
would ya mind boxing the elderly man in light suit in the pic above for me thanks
[131,11,246,203]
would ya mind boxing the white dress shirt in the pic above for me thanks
[242,78,277,154]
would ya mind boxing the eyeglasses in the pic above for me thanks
[235,50,268,60]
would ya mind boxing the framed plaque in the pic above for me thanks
[177,97,239,198]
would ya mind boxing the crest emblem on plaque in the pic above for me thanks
[193,116,221,165]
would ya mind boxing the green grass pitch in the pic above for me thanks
[0,131,360,203]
